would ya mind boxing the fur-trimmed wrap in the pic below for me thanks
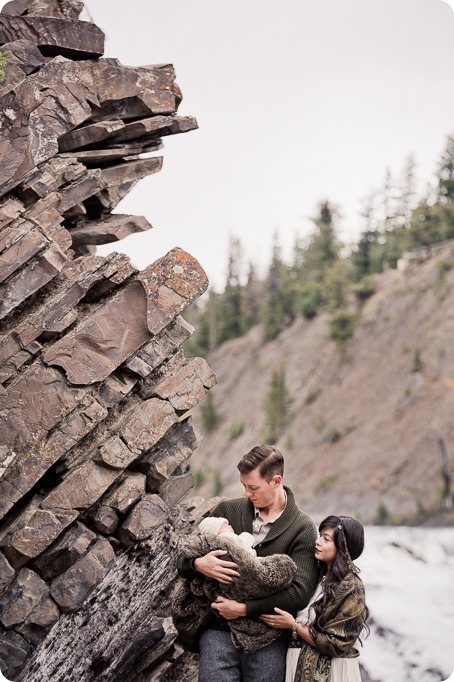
[172,533,297,654]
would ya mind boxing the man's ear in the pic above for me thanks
[273,474,282,487]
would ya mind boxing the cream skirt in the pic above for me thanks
[285,648,300,682]
[330,657,362,681]
[285,649,362,682]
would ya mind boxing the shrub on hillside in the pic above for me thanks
[201,392,221,432]
[230,421,245,439]
[329,310,358,342]
[322,426,342,444]
[353,276,376,304]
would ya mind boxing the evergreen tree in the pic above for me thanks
[383,226,407,268]
[260,232,291,341]
[350,230,375,281]
[291,233,306,272]
[201,392,221,432]
[381,167,396,232]
[303,201,340,282]
[397,154,417,228]
[285,236,323,319]
[217,236,244,344]
[287,202,345,318]
[323,259,351,311]
[182,299,208,357]
[407,200,451,248]
[241,262,262,332]
[350,191,383,279]
[207,288,219,352]
[437,135,454,204]
[359,190,380,234]
[261,368,292,444]
[183,288,218,357]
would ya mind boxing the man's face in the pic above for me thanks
[239,468,282,509]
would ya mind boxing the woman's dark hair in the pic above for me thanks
[237,445,284,480]
[310,515,370,641]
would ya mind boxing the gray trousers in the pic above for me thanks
[198,628,287,682]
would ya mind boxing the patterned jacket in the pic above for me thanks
[295,572,367,682]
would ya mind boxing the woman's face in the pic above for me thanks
[314,527,337,567]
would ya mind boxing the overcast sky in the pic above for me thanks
[85,0,454,289]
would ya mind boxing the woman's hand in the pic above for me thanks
[259,606,295,630]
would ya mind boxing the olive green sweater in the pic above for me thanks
[177,486,318,618]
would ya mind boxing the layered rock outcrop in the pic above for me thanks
[0,2,212,679]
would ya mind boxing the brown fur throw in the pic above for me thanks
[172,533,297,654]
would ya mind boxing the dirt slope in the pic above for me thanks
[188,243,454,524]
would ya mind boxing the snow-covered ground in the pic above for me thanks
[357,526,454,682]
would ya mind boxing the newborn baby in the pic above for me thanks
[198,516,257,556]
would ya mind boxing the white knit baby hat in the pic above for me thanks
[198,516,228,535]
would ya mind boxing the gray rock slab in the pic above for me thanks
[32,521,96,581]
[118,495,169,546]
[49,538,115,612]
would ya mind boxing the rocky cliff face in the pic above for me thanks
[0,2,212,679]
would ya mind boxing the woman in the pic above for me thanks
[260,515,369,682]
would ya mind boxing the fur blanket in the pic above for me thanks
[172,533,297,654]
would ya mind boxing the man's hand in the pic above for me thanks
[211,596,247,620]
[194,550,240,584]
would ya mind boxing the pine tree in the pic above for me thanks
[260,233,290,341]
[323,259,351,311]
[286,234,309,317]
[303,201,340,282]
[241,262,262,332]
[350,230,374,281]
[407,200,444,248]
[183,288,218,356]
[261,368,292,444]
[217,236,244,344]
[359,191,380,234]
[381,167,396,232]
[201,392,221,432]
[437,135,454,204]
[397,154,417,228]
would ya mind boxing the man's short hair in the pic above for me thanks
[237,445,284,481]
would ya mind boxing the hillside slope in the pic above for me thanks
[188,243,454,524]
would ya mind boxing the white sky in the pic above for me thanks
[84,0,454,289]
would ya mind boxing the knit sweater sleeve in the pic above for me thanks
[244,520,318,617]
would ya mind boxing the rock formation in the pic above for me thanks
[0,2,213,679]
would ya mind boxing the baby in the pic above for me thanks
[198,516,257,557]
[173,515,297,654]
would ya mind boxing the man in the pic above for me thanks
[177,444,318,682]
